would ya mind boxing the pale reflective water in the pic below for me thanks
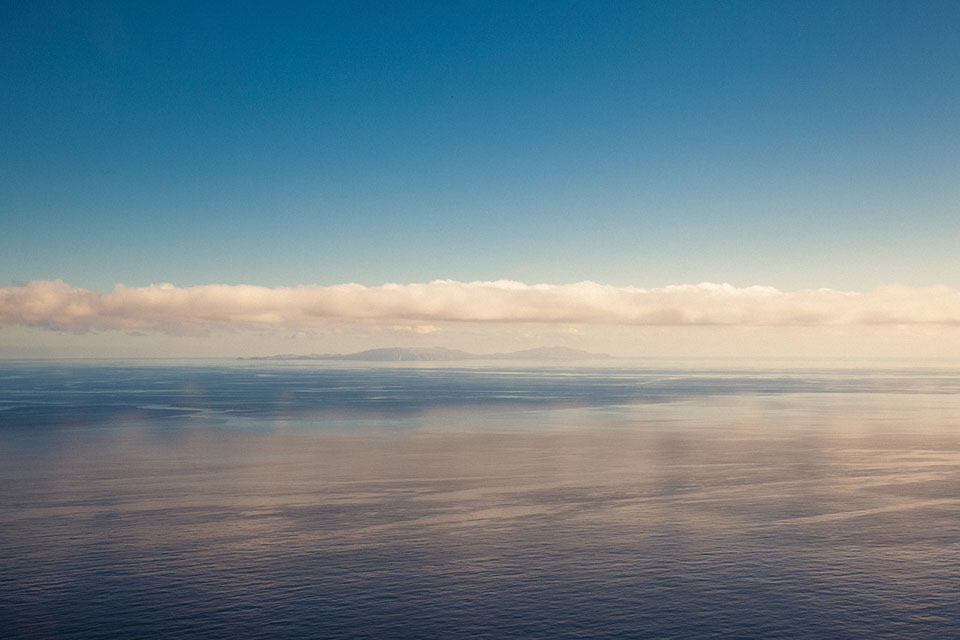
[2,360,960,638]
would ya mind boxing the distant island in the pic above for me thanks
[240,346,614,361]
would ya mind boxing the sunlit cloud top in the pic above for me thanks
[2,280,958,335]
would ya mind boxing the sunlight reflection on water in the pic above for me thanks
[2,362,960,638]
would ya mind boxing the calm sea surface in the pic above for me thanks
[2,359,960,639]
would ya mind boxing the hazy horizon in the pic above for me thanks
[4,279,960,358]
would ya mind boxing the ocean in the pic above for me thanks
[2,359,960,638]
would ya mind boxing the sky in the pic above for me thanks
[2,1,960,357]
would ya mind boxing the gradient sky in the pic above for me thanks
[3,1,960,357]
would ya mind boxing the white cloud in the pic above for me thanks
[1,279,959,335]
[391,324,441,335]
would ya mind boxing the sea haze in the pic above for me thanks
[2,360,960,639]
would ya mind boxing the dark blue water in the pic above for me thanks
[2,360,960,638]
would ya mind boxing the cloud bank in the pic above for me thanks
[1,279,958,334]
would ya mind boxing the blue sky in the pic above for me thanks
[3,1,959,292]
[3,2,960,358]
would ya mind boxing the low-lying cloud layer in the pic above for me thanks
[2,279,958,334]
